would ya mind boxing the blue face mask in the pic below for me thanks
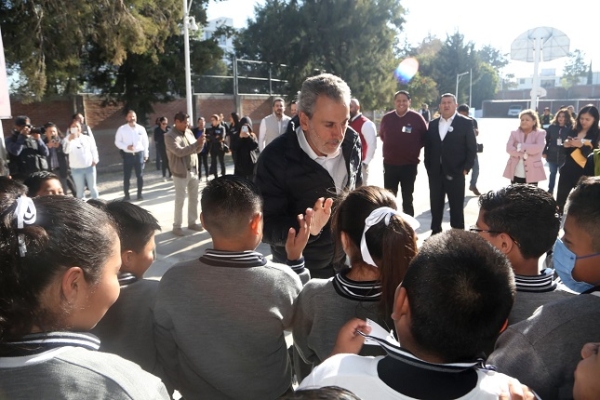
[553,238,600,294]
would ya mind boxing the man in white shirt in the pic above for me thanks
[424,94,477,235]
[114,110,149,201]
[349,98,377,185]
[258,98,291,151]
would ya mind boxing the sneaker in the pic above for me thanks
[172,228,185,236]
[188,224,204,232]
[469,186,481,196]
[123,195,131,201]
[137,195,144,201]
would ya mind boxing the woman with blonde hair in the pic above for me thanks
[503,109,547,186]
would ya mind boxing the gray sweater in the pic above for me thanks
[488,291,600,400]
[91,276,164,381]
[292,272,389,371]
[0,344,168,399]
[153,249,302,400]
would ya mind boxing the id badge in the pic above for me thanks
[402,125,412,133]
[557,138,562,146]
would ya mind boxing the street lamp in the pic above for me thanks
[455,71,469,104]
[182,0,198,120]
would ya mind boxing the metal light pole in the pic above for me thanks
[183,0,193,119]
[455,71,469,103]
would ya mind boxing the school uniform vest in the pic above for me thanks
[349,114,369,161]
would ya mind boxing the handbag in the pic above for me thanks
[477,143,484,153]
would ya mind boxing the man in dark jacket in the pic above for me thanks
[255,73,362,279]
[5,115,49,182]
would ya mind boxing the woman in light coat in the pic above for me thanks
[503,109,547,185]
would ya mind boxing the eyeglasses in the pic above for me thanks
[469,225,521,248]
[468,225,501,234]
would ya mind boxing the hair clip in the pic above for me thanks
[360,207,420,267]
[14,196,36,257]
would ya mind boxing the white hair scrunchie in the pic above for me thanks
[360,207,420,268]
[14,196,36,257]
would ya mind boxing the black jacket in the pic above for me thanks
[424,113,477,176]
[543,125,570,164]
[255,116,362,271]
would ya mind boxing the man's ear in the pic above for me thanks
[61,267,85,304]
[391,286,410,322]
[200,212,206,230]
[250,212,263,236]
[299,111,310,131]
[498,233,516,255]
[340,231,350,253]
[121,250,134,269]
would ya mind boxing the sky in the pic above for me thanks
[207,0,599,79]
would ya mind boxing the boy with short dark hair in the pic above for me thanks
[300,230,526,399]
[154,175,311,399]
[89,200,163,380]
[489,176,600,400]
[474,184,572,324]
[23,171,64,196]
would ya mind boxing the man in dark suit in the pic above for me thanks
[424,93,477,235]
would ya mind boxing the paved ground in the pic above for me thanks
[94,118,537,280]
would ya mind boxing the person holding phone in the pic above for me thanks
[5,115,49,181]
[231,116,259,181]
[556,104,600,213]
[63,120,100,199]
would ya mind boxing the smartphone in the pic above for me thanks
[241,125,249,133]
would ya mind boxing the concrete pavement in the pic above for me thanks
[94,117,534,279]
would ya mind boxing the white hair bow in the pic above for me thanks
[14,196,36,257]
[360,207,420,268]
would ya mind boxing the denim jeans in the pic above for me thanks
[547,161,559,194]
[470,155,479,187]
[71,166,99,199]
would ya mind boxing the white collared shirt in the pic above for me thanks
[438,112,456,141]
[297,127,347,194]
[115,123,150,157]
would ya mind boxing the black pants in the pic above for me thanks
[383,164,418,216]
[123,151,144,197]
[210,150,225,178]
[199,153,209,179]
[556,163,584,213]
[156,143,171,178]
[428,170,466,233]
[511,177,538,186]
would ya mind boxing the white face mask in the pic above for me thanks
[553,238,600,293]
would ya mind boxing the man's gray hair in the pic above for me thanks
[298,73,351,118]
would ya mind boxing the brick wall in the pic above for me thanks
[1,97,75,133]
[1,94,290,135]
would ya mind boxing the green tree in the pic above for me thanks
[1,0,224,119]
[235,0,405,110]
[477,45,509,70]
[398,73,438,111]
[561,49,587,90]
[471,63,499,109]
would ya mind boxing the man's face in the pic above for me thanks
[211,117,219,127]
[76,114,85,124]
[349,100,359,119]
[273,100,285,117]
[198,118,205,129]
[473,210,505,251]
[394,93,410,116]
[439,96,457,119]
[127,112,137,125]
[290,103,297,117]
[544,109,550,115]
[17,119,31,135]
[562,215,600,284]
[299,95,349,157]
[175,118,189,132]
